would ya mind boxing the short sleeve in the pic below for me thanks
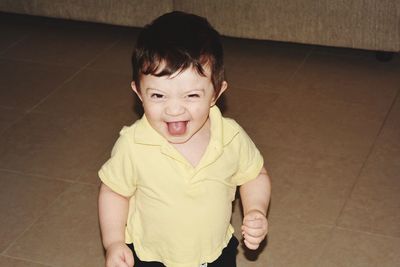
[232,127,264,185]
[98,133,137,197]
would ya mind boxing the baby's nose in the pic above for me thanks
[165,100,185,116]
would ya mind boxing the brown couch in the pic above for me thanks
[1,0,399,52]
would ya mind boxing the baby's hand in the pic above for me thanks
[241,209,268,250]
[105,242,134,267]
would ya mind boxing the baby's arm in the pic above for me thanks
[239,167,271,250]
[98,183,134,267]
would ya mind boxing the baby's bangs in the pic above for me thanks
[141,51,210,78]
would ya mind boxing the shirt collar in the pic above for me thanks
[133,113,165,146]
[209,105,239,147]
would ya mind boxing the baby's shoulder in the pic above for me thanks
[113,121,141,149]
[119,123,136,137]
[221,116,246,135]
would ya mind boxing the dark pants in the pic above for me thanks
[127,236,239,267]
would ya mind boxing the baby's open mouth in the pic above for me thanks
[167,121,188,135]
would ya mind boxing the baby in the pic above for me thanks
[98,11,271,267]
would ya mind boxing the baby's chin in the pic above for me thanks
[166,134,192,144]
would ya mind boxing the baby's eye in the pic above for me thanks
[187,93,200,98]
[150,93,164,99]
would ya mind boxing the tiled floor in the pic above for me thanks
[0,12,399,267]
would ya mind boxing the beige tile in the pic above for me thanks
[0,22,122,67]
[318,228,400,267]
[222,86,372,225]
[220,86,294,154]
[229,90,382,158]
[0,107,24,133]
[383,91,400,131]
[233,215,332,267]
[34,68,138,123]
[338,182,400,237]
[284,55,399,160]
[224,67,391,158]
[0,256,53,267]
[259,145,362,225]
[356,132,400,188]
[287,53,400,106]
[0,171,69,253]
[87,30,139,75]
[222,37,311,92]
[363,95,400,187]
[337,141,400,237]
[220,85,280,136]
[223,52,400,158]
[79,169,105,186]
[244,52,399,157]
[256,94,386,158]
[78,151,111,185]
[0,112,120,182]
[0,60,77,110]
[0,13,48,54]
[5,184,105,267]
[0,23,31,54]
[337,96,400,237]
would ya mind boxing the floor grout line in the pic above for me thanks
[270,212,400,241]
[0,168,75,183]
[0,110,30,136]
[312,225,337,267]
[0,168,101,187]
[311,86,400,266]
[0,32,33,57]
[1,183,75,257]
[309,48,400,266]
[24,37,122,115]
[334,226,400,240]
[286,45,315,83]
[333,87,400,226]
[0,254,57,267]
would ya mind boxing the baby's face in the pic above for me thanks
[132,66,226,144]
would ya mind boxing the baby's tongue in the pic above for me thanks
[167,121,187,135]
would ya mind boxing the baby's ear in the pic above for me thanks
[131,81,142,101]
[212,81,228,105]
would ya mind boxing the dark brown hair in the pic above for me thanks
[131,11,225,95]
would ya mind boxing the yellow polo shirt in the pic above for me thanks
[99,106,264,267]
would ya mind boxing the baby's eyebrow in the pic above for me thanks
[146,87,164,93]
[185,89,205,94]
